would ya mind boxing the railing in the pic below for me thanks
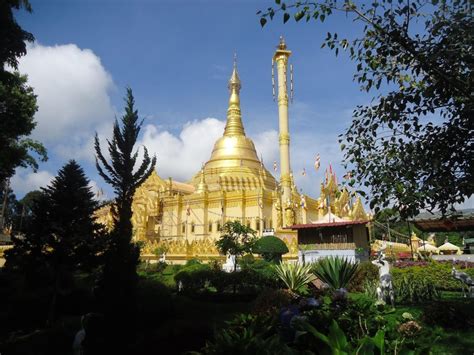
[299,242,357,250]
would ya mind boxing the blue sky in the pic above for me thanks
[12,0,373,202]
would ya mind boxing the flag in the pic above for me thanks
[301,168,306,176]
[273,161,278,172]
[314,154,320,171]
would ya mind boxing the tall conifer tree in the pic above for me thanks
[94,88,156,332]
[5,160,104,322]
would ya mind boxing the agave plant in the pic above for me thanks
[274,262,316,296]
[312,256,359,290]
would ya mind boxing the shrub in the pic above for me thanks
[253,236,289,263]
[202,314,292,354]
[185,258,202,267]
[348,261,379,292]
[174,263,212,292]
[312,257,359,290]
[422,299,474,329]
[392,262,474,291]
[394,274,440,304]
[242,260,281,288]
[274,262,315,296]
[253,289,293,315]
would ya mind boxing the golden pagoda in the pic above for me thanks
[96,38,368,261]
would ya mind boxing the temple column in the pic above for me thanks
[274,36,292,223]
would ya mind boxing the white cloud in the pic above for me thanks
[10,169,54,195]
[253,130,279,167]
[139,118,225,181]
[17,42,115,160]
[138,118,281,183]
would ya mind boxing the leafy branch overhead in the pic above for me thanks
[259,0,473,217]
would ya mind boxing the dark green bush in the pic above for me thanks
[347,261,379,292]
[253,288,293,315]
[422,299,474,329]
[173,260,280,295]
[253,236,289,262]
[174,263,212,292]
[137,277,173,326]
[185,258,202,267]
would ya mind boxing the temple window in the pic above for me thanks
[191,222,195,233]
[256,220,260,231]
[182,222,186,233]
[217,222,221,231]
[208,221,213,232]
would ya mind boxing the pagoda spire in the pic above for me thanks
[224,54,245,136]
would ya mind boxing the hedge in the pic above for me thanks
[392,262,474,291]
[253,236,289,262]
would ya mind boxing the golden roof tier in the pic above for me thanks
[191,58,277,192]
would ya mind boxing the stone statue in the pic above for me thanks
[372,248,395,306]
[222,254,240,272]
[300,194,307,209]
[452,265,474,298]
[275,199,283,228]
[285,206,295,227]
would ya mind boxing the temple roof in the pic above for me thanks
[191,58,277,192]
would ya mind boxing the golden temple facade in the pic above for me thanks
[96,38,367,261]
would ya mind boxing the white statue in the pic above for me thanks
[222,254,240,272]
[452,265,474,298]
[159,252,166,263]
[372,249,395,306]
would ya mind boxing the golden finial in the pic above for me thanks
[224,53,245,136]
[278,35,287,50]
[228,52,241,92]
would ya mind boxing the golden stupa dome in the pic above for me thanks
[191,58,276,192]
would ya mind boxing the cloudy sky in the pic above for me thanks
[10,0,384,205]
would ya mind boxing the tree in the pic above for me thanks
[14,189,43,233]
[0,183,18,232]
[253,235,289,263]
[4,160,104,322]
[215,220,256,271]
[259,0,473,218]
[0,0,47,188]
[94,88,156,331]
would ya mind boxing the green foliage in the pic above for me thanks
[153,245,169,257]
[253,236,289,262]
[348,261,379,292]
[312,256,359,290]
[4,161,105,324]
[201,314,293,355]
[174,263,212,292]
[422,299,474,330]
[259,0,474,216]
[394,275,440,304]
[5,161,104,276]
[215,220,256,271]
[298,320,353,354]
[0,72,47,186]
[94,88,156,328]
[0,1,47,186]
[274,262,315,296]
[174,260,280,295]
[186,258,203,267]
[0,0,34,69]
[392,262,474,291]
[253,288,292,315]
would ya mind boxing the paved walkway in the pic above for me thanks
[432,255,473,262]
